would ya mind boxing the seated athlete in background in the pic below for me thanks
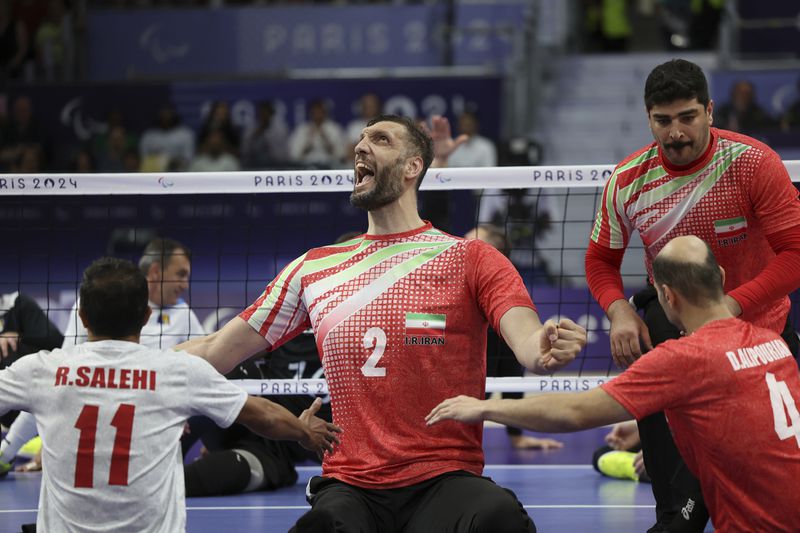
[428,235,800,533]
[183,332,332,497]
[0,257,340,532]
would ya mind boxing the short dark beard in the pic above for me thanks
[350,157,405,211]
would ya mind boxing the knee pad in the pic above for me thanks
[184,450,251,497]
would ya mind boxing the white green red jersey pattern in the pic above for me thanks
[241,222,535,488]
[591,128,800,331]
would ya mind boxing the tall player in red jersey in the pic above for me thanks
[584,59,800,532]
[429,236,800,533]
[177,114,587,532]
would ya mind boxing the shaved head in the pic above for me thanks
[653,236,724,306]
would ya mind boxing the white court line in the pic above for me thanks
[0,503,654,514]
[184,504,653,511]
[524,505,654,509]
[295,464,592,472]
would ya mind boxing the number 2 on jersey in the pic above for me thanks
[766,373,800,448]
[361,327,387,377]
[74,403,135,488]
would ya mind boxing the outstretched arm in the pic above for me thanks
[236,397,342,460]
[498,307,586,374]
[426,387,631,432]
[175,316,269,374]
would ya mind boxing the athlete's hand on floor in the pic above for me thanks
[509,434,564,450]
[299,398,342,460]
[633,451,647,478]
[604,420,640,451]
[16,451,41,473]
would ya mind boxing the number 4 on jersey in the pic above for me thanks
[766,372,800,448]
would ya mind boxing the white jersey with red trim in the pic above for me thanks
[0,340,246,532]
[242,222,535,488]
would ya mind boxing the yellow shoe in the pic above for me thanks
[18,436,41,459]
[0,452,11,478]
[597,450,638,481]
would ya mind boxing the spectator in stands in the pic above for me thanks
[715,80,778,134]
[431,110,505,235]
[780,77,800,132]
[447,111,497,168]
[687,0,722,50]
[139,103,195,171]
[34,0,73,81]
[123,148,140,173]
[92,109,132,161]
[466,225,563,451]
[188,129,241,172]
[345,92,382,157]
[241,100,289,170]
[583,0,632,52]
[96,124,136,173]
[0,0,31,80]
[288,99,346,169]
[71,146,95,172]
[199,100,240,152]
[0,95,44,171]
[10,143,45,173]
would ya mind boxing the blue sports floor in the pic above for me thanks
[0,427,711,532]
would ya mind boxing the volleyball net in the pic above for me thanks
[2,160,799,394]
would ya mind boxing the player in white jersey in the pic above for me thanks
[0,257,340,532]
[178,115,587,532]
[1,238,205,474]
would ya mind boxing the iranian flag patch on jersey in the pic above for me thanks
[714,217,747,246]
[714,216,747,237]
[405,313,446,337]
[714,216,748,246]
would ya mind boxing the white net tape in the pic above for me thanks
[234,376,615,396]
[1,160,796,195]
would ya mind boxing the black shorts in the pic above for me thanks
[294,470,535,533]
